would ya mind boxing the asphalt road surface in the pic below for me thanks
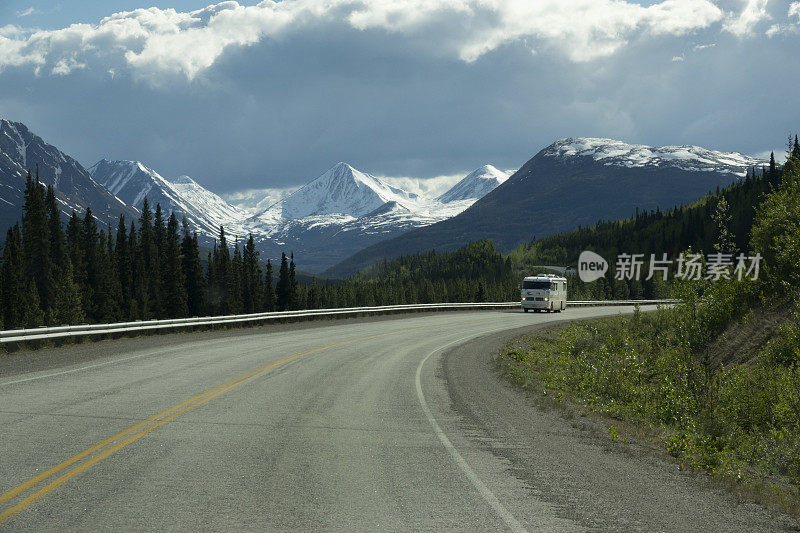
[0,307,796,531]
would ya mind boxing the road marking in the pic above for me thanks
[0,346,196,387]
[415,333,528,533]
[0,326,424,525]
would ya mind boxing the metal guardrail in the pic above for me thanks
[0,300,677,344]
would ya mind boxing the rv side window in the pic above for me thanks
[522,281,550,290]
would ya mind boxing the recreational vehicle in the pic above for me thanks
[520,274,567,313]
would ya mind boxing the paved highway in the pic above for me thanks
[0,307,795,531]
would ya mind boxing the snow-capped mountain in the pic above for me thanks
[89,159,249,240]
[438,164,510,203]
[0,120,508,273]
[326,137,769,277]
[0,119,137,232]
[243,162,508,272]
[263,162,423,220]
[544,138,763,175]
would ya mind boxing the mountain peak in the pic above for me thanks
[90,158,247,238]
[0,120,136,232]
[264,162,420,219]
[438,164,510,203]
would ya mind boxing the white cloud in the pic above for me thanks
[223,186,300,214]
[723,0,770,37]
[765,2,800,36]
[0,0,728,81]
[0,25,25,38]
[17,7,37,18]
[379,173,467,198]
[672,55,685,61]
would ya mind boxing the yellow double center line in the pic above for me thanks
[0,327,422,524]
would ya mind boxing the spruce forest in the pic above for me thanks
[1,139,795,330]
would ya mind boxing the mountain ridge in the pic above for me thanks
[323,137,768,277]
[89,159,250,241]
[0,119,138,231]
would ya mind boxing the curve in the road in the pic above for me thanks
[0,306,793,531]
[0,325,429,524]
[416,336,527,533]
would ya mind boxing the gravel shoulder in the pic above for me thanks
[439,324,800,532]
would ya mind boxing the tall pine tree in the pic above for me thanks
[181,219,205,317]
[138,197,159,318]
[22,168,54,315]
[276,252,290,311]
[161,213,188,318]
[263,259,275,311]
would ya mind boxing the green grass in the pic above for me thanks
[497,300,800,514]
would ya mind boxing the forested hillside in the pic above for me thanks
[1,140,793,330]
[499,139,800,509]
[324,138,766,278]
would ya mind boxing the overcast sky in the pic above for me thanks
[1,0,798,192]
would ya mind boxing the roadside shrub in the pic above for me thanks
[497,300,800,496]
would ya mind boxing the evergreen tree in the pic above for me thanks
[770,151,777,178]
[66,211,84,280]
[115,215,131,312]
[75,212,120,322]
[51,257,85,325]
[475,281,486,302]
[288,252,298,310]
[263,259,275,311]
[21,277,45,328]
[229,238,244,314]
[79,209,99,319]
[161,213,188,318]
[793,134,800,161]
[138,197,159,318]
[45,185,65,270]
[1,225,27,328]
[211,226,231,314]
[153,203,166,259]
[129,221,146,319]
[22,168,54,314]
[276,252,290,311]
[206,250,216,314]
[101,228,123,321]
[181,219,205,316]
[242,234,262,313]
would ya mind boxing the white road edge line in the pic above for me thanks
[415,332,528,533]
[0,351,170,387]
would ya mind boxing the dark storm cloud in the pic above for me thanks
[0,0,798,192]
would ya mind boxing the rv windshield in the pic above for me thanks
[522,280,551,290]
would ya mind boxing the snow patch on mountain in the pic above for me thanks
[265,162,425,220]
[0,119,135,229]
[90,159,248,238]
[438,164,509,203]
[545,138,764,176]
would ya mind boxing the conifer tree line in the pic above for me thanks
[0,171,300,330]
[0,172,517,331]
[3,137,796,329]
[511,137,800,299]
